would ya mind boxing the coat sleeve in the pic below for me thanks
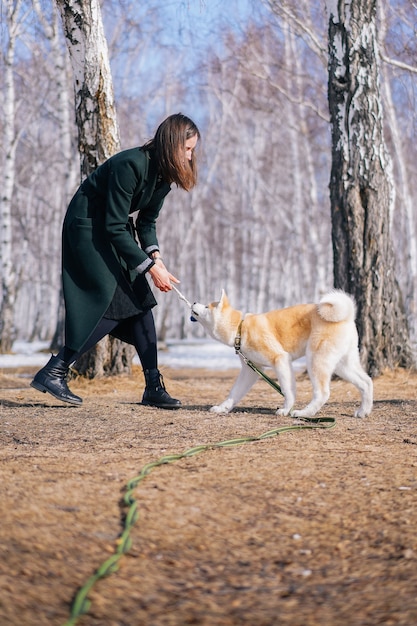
[103,155,152,271]
[135,197,164,255]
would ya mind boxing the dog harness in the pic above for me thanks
[234,320,243,354]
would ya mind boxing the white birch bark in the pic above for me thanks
[327,0,414,373]
[55,0,134,377]
[0,0,26,352]
[30,1,78,348]
[55,0,120,176]
[381,73,417,348]
[378,3,417,350]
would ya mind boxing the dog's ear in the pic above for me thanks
[219,289,229,307]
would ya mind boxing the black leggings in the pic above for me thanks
[58,309,157,370]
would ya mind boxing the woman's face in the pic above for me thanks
[184,134,198,162]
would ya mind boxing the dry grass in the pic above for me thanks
[1,365,416,625]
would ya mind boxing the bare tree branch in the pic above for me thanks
[380,52,417,74]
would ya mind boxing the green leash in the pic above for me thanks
[239,351,284,395]
[62,415,335,626]
[234,319,284,395]
[63,318,336,625]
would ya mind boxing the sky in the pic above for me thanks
[159,0,256,47]
[102,0,260,139]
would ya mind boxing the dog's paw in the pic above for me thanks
[354,407,369,418]
[291,408,316,418]
[276,407,291,417]
[210,404,231,414]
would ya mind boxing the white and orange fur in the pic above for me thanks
[191,289,373,418]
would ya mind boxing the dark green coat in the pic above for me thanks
[62,147,171,351]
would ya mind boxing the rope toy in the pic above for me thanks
[171,284,197,321]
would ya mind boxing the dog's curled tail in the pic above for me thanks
[317,289,356,323]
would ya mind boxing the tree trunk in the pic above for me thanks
[378,3,417,350]
[30,0,78,351]
[0,0,22,353]
[55,0,134,377]
[55,0,120,176]
[327,0,414,375]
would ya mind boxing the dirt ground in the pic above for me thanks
[0,363,416,626]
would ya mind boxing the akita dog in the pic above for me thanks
[191,290,373,418]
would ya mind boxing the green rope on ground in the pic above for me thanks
[62,416,335,626]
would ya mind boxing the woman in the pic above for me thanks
[31,113,200,409]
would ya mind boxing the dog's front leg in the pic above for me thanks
[210,362,259,414]
[273,355,296,416]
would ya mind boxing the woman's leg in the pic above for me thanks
[63,318,120,364]
[31,318,119,405]
[121,310,181,409]
[129,309,158,370]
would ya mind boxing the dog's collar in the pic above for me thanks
[234,320,243,354]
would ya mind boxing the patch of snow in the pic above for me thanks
[0,339,306,372]
[0,341,51,368]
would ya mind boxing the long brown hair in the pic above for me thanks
[144,113,200,191]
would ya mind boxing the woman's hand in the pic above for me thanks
[148,260,180,292]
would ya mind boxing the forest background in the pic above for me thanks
[1,0,416,359]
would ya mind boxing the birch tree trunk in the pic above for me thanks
[381,71,417,351]
[327,0,414,375]
[30,1,78,350]
[378,3,417,351]
[55,0,135,377]
[0,0,24,353]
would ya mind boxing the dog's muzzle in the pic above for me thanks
[190,304,198,322]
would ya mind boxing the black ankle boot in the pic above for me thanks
[31,355,83,405]
[141,368,181,409]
